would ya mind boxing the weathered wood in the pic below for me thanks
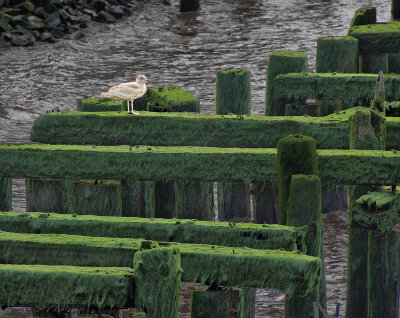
[0,177,12,211]
[251,181,279,224]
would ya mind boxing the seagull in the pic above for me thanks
[101,75,151,114]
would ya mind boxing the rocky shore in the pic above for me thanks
[0,0,140,47]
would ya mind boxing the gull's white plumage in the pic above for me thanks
[101,75,151,114]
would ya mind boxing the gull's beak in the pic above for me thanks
[146,79,152,83]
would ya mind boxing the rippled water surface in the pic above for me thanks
[0,0,392,316]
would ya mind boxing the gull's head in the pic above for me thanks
[136,75,151,84]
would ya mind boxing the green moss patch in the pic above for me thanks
[77,98,122,112]
[348,22,400,54]
[349,7,376,28]
[146,86,199,112]
[0,264,134,310]
[0,212,307,252]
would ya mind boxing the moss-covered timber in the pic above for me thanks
[132,247,181,318]
[121,180,155,217]
[265,51,308,116]
[348,22,400,54]
[191,287,244,318]
[349,7,376,28]
[30,110,353,149]
[0,212,307,252]
[316,37,359,73]
[73,180,122,216]
[26,179,74,213]
[273,73,400,109]
[0,231,321,297]
[146,86,199,113]
[0,177,11,211]
[277,135,318,225]
[217,181,250,221]
[77,98,122,112]
[215,68,251,116]
[359,53,388,74]
[0,264,135,310]
[6,144,400,185]
[284,175,325,318]
[251,181,279,224]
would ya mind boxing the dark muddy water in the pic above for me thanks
[0,0,392,316]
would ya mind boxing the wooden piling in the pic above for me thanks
[359,54,389,74]
[284,174,325,318]
[175,181,214,220]
[265,51,308,116]
[277,135,325,316]
[393,0,400,21]
[155,181,176,218]
[121,180,155,218]
[180,0,201,12]
[216,68,251,221]
[251,181,279,224]
[0,177,12,211]
[26,179,74,213]
[316,36,359,73]
[346,73,386,318]
[191,286,245,318]
[367,226,400,318]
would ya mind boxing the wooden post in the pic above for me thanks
[180,0,200,12]
[284,174,324,318]
[121,180,155,218]
[316,36,359,74]
[73,180,122,216]
[265,51,308,116]
[367,226,400,318]
[175,181,214,220]
[393,0,400,20]
[277,135,326,316]
[359,54,389,74]
[346,72,386,318]
[191,286,245,318]
[251,181,279,224]
[26,179,74,213]
[216,68,251,221]
[155,181,176,218]
[0,177,12,211]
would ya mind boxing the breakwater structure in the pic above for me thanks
[1,3,400,318]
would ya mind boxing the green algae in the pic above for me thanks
[146,86,199,113]
[348,22,400,54]
[30,110,352,149]
[349,7,376,28]
[0,264,135,310]
[265,51,308,116]
[77,98,122,112]
[0,177,11,211]
[215,68,251,115]
[316,36,359,73]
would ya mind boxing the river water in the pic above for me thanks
[0,0,393,316]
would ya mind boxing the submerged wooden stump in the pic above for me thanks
[0,177,12,211]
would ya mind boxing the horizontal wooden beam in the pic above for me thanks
[1,144,400,185]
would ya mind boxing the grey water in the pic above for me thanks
[0,0,392,316]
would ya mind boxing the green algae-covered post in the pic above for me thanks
[265,51,308,116]
[133,246,182,318]
[73,180,122,216]
[26,179,74,213]
[277,134,318,226]
[346,73,386,318]
[77,97,123,112]
[360,54,389,74]
[0,177,11,211]
[191,287,245,318]
[349,7,376,27]
[251,181,279,224]
[284,174,325,317]
[316,36,359,73]
[368,227,400,318]
[175,181,214,220]
[121,180,155,218]
[216,68,251,221]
